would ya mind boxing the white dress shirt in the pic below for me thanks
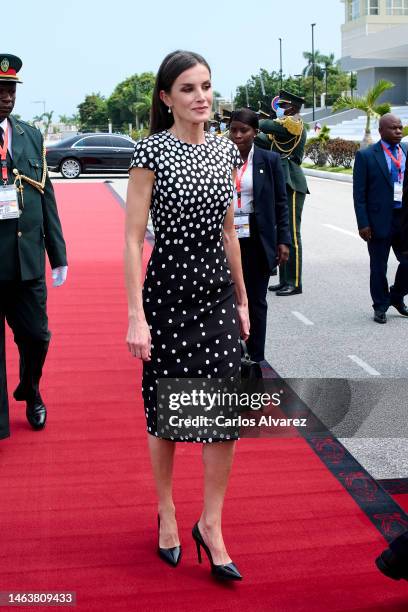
[0,117,12,157]
[233,144,254,214]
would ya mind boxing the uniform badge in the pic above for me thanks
[0,58,9,73]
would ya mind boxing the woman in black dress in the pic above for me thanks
[124,51,249,580]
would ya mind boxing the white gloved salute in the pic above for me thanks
[52,266,68,287]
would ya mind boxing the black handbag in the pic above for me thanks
[240,339,262,380]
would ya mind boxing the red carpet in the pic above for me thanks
[2,183,408,611]
[393,495,408,514]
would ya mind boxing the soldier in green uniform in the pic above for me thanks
[0,54,67,438]
[256,90,308,295]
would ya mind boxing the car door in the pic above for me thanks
[109,136,135,170]
[72,135,113,172]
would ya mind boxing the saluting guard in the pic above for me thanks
[0,54,67,437]
[256,90,309,296]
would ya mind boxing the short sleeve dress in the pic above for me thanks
[129,130,242,442]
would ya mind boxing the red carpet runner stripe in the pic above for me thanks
[1,183,407,611]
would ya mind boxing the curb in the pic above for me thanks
[303,168,352,183]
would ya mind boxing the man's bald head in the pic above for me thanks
[379,113,403,145]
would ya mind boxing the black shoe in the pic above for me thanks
[390,302,408,317]
[268,282,287,292]
[192,522,242,581]
[157,515,182,567]
[276,285,302,296]
[26,400,47,430]
[374,311,387,324]
[375,549,408,581]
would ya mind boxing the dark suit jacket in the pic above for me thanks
[251,146,291,272]
[353,140,408,240]
[0,115,67,280]
[400,157,408,253]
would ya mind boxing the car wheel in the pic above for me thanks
[60,158,81,179]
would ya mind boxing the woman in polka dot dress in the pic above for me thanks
[125,51,249,579]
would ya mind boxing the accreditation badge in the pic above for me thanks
[394,181,403,203]
[234,212,250,239]
[0,185,21,220]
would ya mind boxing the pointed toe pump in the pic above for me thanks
[157,515,182,567]
[192,522,242,581]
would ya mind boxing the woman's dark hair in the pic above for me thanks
[150,50,211,135]
[230,108,259,131]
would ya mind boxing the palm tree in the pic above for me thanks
[302,50,324,80]
[134,92,153,128]
[333,80,394,147]
[319,53,337,107]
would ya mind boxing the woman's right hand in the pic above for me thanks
[126,317,152,361]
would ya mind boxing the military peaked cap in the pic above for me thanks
[0,54,23,83]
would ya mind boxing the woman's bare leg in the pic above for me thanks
[198,440,236,565]
[147,435,179,548]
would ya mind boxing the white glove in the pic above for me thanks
[52,265,68,287]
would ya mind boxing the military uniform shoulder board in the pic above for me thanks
[281,116,303,137]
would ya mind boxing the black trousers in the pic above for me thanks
[240,235,271,362]
[0,278,50,439]
[367,210,408,312]
[279,187,306,289]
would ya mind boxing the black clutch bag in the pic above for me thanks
[240,339,262,380]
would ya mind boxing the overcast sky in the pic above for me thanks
[3,0,344,120]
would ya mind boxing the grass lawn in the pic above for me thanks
[302,163,353,175]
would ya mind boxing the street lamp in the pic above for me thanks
[279,38,283,90]
[311,23,316,120]
[323,66,329,108]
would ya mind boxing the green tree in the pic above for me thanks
[33,110,54,138]
[59,113,79,125]
[77,93,109,131]
[234,70,282,110]
[107,72,155,128]
[333,79,394,147]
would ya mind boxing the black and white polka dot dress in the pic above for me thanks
[130,130,242,442]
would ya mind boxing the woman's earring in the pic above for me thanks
[168,106,172,114]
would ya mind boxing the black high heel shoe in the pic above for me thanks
[192,522,242,581]
[157,515,182,567]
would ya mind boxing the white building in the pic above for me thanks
[340,0,408,104]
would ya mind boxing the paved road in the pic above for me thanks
[51,174,408,479]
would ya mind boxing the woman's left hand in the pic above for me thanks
[237,303,250,341]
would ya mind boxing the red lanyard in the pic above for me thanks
[381,143,403,180]
[235,159,249,209]
[0,123,9,184]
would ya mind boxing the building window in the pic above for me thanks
[386,0,408,15]
[365,0,379,14]
[351,0,360,19]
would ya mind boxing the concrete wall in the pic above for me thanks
[357,67,408,104]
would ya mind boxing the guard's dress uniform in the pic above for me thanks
[0,115,67,439]
[257,101,308,293]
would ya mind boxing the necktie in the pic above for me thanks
[389,144,400,184]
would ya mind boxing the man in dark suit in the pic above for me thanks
[353,113,408,323]
[0,54,67,438]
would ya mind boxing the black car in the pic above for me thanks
[46,133,136,178]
